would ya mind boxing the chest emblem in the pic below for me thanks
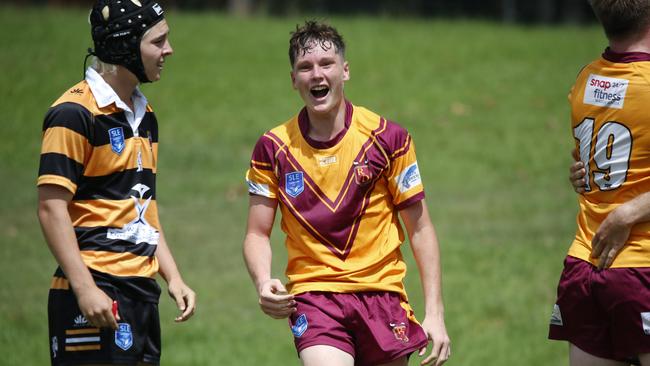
[108,127,125,155]
[354,160,372,186]
[285,171,304,197]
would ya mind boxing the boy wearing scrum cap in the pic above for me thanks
[37,1,195,364]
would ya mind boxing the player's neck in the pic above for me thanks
[305,99,347,142]
[609,30,650,54]
[101,67,139,111]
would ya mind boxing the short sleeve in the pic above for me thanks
[246,134,279,199]
[381,123,424,210]
[37,102,92,194]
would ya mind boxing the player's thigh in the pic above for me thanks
[376,356,408,366]
[570,343,627,366]
[300,345,354,366]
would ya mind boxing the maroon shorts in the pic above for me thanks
[549,256,650,362]
[288,291,428,366]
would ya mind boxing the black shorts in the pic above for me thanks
[48,284,161,365]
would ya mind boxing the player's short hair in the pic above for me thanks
[90,56,118,75]
[289,20,345,67]
[589,0,650,41]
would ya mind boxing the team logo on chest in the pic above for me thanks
[108,127,125,155]
[115,323,133,351]
[353,160,372,186]
[285,171,304,197]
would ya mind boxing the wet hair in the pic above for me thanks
[589,0,650,41]
[289,20,345,67]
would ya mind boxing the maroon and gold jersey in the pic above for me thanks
[38,77,161,300]
[568,48,650,268]
[246,101,425,303]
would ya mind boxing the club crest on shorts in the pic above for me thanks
[390,322,409,343]
[285,171,304,198]
[291,313,308,337]
[115,323,133,351]
[108,127,125,155]
[354,160,372,186]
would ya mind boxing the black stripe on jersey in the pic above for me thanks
[43,102,93,136]
[53,267,162,302]
[39,152,84,184]
[90,113,158,146]
[76,227,158,257]
[74,169,156,201]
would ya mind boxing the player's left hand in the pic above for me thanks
[418,314,450,366]
[167,278,196,322]
[591,206,633,270]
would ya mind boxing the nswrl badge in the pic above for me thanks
[109,127,125,155]
[115,323,133,351]
[285,171,304,198]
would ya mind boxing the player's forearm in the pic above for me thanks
[612,191,650,227]
[243,233,273,293]
[38,199,96,293]
[155,231,185,284]
[410,228,445,316]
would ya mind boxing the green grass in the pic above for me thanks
[0,5,604,365]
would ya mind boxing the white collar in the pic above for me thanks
[85,67,149,134]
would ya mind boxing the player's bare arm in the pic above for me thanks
[399,200,450,366]
[38,184,118,329]
[243,195,296,319]
[156,231,196,322]
[569,149,650,269]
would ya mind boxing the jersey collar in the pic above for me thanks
[85,67,149,134]
[602,47,650,63]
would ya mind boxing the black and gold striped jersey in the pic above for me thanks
[38,77,161,301]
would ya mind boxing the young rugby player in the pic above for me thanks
[550,1,650,364]
[37,1,195,364]
[243,20,450,366]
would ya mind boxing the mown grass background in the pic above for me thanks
[0,5,604,365]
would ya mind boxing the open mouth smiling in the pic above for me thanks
[310,85,329,98]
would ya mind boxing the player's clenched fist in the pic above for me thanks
[258,279,296,319]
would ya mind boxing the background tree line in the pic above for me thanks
[16,0,595,24]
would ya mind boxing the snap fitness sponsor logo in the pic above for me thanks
[583,74,628,109]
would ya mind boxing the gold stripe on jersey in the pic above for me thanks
[65,345,101,352]
[41,127,91,165]
[81,250,158,278]
[83,138,157,177]
[65,328,100,335]
[38,174,77,194]
[51,276,70,290]
[69,199,160,228]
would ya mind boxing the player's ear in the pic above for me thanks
[343,61,350,82]
[290,70,297,90]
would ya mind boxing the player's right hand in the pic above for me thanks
[75,285,119,329]
[570,148,587,193]
[258,279,296,319]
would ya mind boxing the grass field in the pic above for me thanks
[0,5,605,365]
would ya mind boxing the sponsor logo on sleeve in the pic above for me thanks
[291,314,308,337]
[583,74,628,109]
[115,323,133,351]
[285,171,304,198]
[395,162,422,193]
[247,180,271,197]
